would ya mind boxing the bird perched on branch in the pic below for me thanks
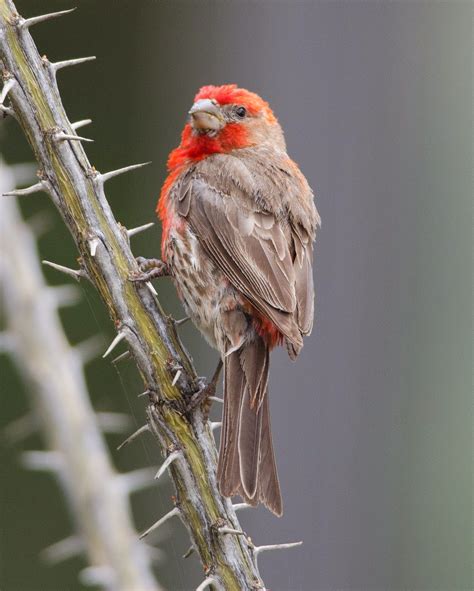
[137,84,319,516]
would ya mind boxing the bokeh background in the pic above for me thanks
[1,1,472,590]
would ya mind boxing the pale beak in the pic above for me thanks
[189,99,224,131]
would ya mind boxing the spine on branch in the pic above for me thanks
[0,3,302,589]
[0,158,160,591]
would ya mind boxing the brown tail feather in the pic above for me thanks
[256,393,283,516]
[217,350,242,495]
[217,337,283,516]
[238,383,263,498]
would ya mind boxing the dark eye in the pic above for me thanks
[235,106,247,118]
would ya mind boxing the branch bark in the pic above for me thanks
[0,2,265,588]
[0,158,161,591]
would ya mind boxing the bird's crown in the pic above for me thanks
[194,84,277,123]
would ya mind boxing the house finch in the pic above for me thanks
[140,84,319,516]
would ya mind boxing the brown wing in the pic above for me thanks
[176,174,312,352]
[291,220,315,336]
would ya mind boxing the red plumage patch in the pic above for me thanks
[156,168,181,255]
[252,312,284,350]
[242,300,283,349]
[167,122,249,168]
[194,84,276,123]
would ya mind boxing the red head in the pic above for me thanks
[167,84,285,170]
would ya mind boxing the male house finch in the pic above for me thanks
[138,84,319,515]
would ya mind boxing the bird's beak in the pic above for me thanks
[189,99,224,132]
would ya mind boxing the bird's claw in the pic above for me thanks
[186,359,223,416]
[186,380,217,414]
[129,257,170,283]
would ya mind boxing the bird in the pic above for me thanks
[136,84,320,516]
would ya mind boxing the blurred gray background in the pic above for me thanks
[1,1,472,590]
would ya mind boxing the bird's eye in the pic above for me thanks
[235,106,247,118]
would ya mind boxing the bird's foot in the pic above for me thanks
[129,257,170,283]
[186,359,223,417]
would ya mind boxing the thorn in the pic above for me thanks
[154,450,181,481]
[171,369,181,387]
[50,56,96,74]
[54,131,94,143]
[95,412,132,434]
[137,389,152,398]
[196,576,217,591]
[79,566,115,587]
[127,222,154,237]
[89,236,100,256]
[0,104,16,119]
[3,413,36,444]
[232,503,252,512]
[102,331,125,358]
[210,421,222,432]
[146,281,158,296]
[42,260,84,281]
[208,396,223,405]
[217,526,245,536]
[111,350,131,364]
[0,78,15,105]
[75,336,103,364]
[139,507,180,540]
[253,541,303,567]
[116,424,150,451]
[94,162,151,185]
[118,468,156,495]
[174,316,190,326]
[18,8,76,29]
[71,118,92,131]
[182,545,195,559]
[49,284,81,307]
[2,181,47,197]
[40,535,83,565]
[21,451,63,472]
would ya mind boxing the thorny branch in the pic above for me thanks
[0,3,302,589]
[0,158,161,591]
